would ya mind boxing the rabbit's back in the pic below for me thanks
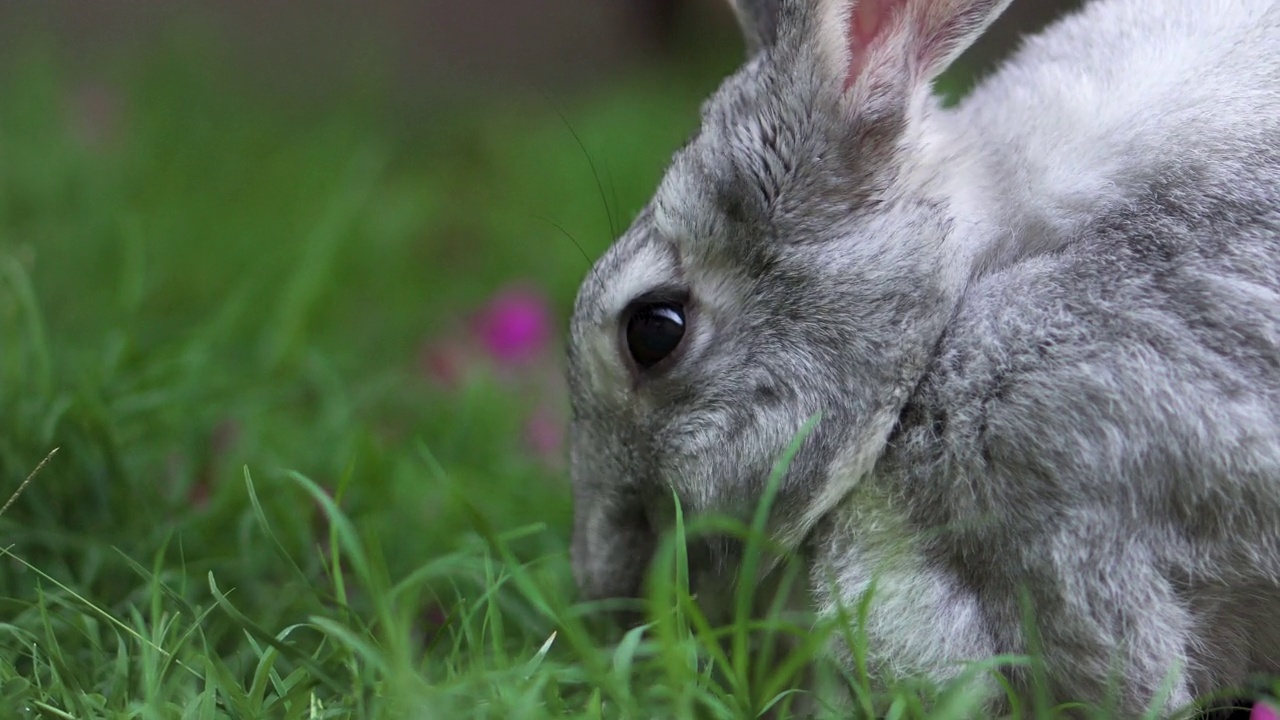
[945,0,1280,268]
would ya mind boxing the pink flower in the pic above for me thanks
[169,419,241,511]
[524,403,566,468]
[1253,701,1280,720]
[416,282,569,467]
[422,603,450,647]
[189,479,210,509]
[473,286,552,367]
[418,337,470,389]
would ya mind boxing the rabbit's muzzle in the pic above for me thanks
[570,488,656,610]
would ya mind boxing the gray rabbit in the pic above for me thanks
[565,0,1280,714]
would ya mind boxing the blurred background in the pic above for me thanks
[0,0,1083,671]
[2,0,1082,108]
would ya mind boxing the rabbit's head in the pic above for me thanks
[567,0,1012,606]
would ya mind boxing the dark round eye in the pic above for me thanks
[625,302,686,370]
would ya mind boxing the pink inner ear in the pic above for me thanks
[844,0,910,90]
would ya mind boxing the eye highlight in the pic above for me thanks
[624,301,686,370]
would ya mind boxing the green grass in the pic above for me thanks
[0,30,1271,720]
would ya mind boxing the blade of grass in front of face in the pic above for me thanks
[646,488,699,717]
[730,413,821,715]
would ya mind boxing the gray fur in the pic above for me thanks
[566,0,1280,713]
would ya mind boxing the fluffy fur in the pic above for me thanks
[565,0,1280,713]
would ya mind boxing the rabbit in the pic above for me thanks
[565,0,1280,715]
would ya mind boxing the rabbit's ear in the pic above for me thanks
[803,0,1012,98]
[726,0,782,56]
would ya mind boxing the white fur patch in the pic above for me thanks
[815,486,1000,688]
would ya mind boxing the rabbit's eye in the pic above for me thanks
[625,302,685,370]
